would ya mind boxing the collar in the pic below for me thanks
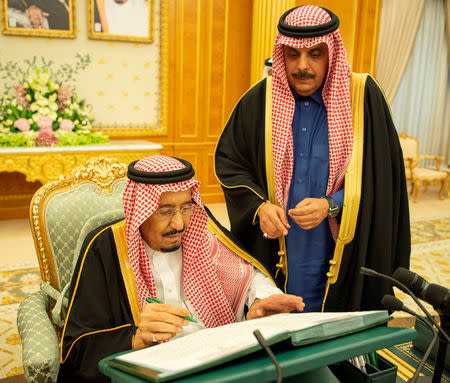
[291,84,324,105]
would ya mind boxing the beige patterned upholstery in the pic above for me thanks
[17,157,128,382]
[399,133,447,203]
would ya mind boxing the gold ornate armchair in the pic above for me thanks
[17,157,128,382]
[398,133,447,203]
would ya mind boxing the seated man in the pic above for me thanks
[58,155,304,382]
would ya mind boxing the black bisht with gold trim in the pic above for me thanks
[215,74,411,312]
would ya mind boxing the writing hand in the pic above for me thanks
[246,294,305,320]
[133,303,190,349]
[257,202,290,239]
[288,198,328,230]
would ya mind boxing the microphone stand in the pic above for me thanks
[382,295,437,383]
[253,329,282,383]
[432,315,449,383]
[360,267,449,342]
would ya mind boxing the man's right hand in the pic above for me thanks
[133,303,190,349]
[257,202,290,239]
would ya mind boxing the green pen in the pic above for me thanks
[145,296,198,323]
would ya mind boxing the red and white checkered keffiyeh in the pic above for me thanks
[271,6,352,236]
[123,155,252,328]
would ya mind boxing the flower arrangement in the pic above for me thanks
[0,55,109,147]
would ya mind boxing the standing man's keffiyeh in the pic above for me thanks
[271,5,353,217]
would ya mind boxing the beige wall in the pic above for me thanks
[0,0,163,131]
[0,0,380,219]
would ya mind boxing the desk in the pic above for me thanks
[99,327,416,383]
[0,140,162,184]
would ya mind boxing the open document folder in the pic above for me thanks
[105,310,390,382]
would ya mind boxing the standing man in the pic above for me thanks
[57,155,304,382]
[215,5,410,312]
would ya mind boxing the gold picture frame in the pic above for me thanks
[92,0,166,138]
[88,0,153,43]
[1,0,76,38]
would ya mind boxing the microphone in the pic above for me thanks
[382,295,437,383]
[360,267,449,342]
[253,329,282,383]
[392,268,450,317]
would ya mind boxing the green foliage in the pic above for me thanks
[0,54,92,93]
[0,54,109,147]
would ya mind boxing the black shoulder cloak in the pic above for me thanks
[58,208,268,382]
[215,75,410,311]
[57,220,136,383]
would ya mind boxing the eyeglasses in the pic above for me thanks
[154,203,196,219]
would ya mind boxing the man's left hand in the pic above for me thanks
[247,294,305,320]
[288,198,328,230]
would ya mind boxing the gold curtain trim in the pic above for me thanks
[322,72,367,309]
[112,220,140,326]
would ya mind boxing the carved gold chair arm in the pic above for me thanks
[418,155,445,171]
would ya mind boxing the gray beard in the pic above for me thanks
[160,244,181,253]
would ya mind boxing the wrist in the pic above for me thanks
[321,196,339,218]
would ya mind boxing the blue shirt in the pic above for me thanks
[285,87,344,312]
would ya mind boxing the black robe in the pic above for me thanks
[57,220,135,383]
[58,209,264,383]
[215,74,411,312]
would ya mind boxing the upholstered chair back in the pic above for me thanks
[399,133,419,180]
[18,157,128,382]
[398,133,447,202]
[30,157,127,293]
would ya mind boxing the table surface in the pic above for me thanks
[99,326,416,383]
[0,140,163,154]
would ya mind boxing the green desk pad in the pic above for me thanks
[99,326,416,383]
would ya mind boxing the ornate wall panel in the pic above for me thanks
[150,0,254,203]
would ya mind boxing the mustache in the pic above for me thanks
[292,70,316,79]
[162,228,184,237]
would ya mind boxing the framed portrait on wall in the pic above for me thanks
[1,0,76,38]
[88,0,153,43]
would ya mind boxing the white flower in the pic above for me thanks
[6,109,12,114]
[25,95,31,102]
[6,119,12,125]
[49,102,58,112]
[36,97,48,107]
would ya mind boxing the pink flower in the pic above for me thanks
[13,84,30,109]
[14,118,30,132]
[59,119,74,131]
[58,85,72,112]
[37,116,53,133]
[35,130,58,147]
